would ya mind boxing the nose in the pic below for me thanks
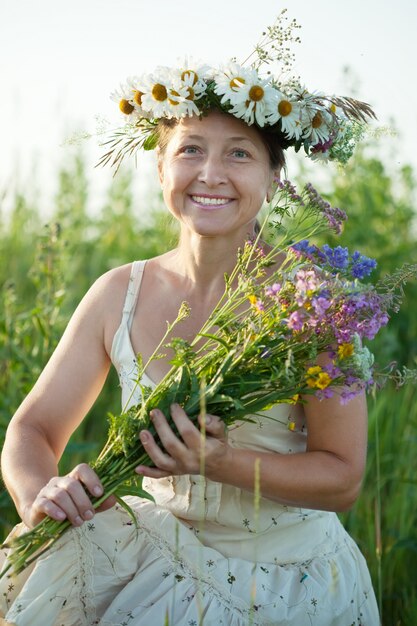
[197,153,228,187]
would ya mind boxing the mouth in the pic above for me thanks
[190,194,234,208]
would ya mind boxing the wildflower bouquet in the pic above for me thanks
[1,181,415,580]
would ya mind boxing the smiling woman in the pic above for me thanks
[156,111,280,241]
[0,13,380,626]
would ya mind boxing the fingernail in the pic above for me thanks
[74,516,83,526]
[140,431,149,443]
[84,510,94,520]
[204,415,212,425]
[93,486,103,496]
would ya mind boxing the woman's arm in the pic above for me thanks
[1,266,129,527]
[135,389,368,513]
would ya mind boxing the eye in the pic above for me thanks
[231,148,250,159]
[179,145,201,156]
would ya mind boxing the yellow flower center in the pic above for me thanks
[330,103,337,114]
[278,100,293,117]
[134,91,144,106]
[181,70,199,85]
[230,77,245,91]
[312,112,323,128]
[186,87,195,101]
[119,99,134,115]
[152,83,168,102]
[168,89,181,106]
[248,85,265,102]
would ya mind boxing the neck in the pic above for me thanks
[170,222,257,294]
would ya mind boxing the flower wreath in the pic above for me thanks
[99,10,376,172]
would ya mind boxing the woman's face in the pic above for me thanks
[158,110,279,238]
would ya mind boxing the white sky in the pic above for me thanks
[1,0,416,214]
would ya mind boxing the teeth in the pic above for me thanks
[191,195,230,206]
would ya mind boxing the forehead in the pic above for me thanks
[168,110,267,148]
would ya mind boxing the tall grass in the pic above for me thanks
[0,150,416,624]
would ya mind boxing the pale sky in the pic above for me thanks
[1,0,416,214]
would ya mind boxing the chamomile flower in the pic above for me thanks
[110,83,140,122]
[266,91,303,140]
[126,76,151,119]
[228,73,277,126]
[213,62,258,105]
[139,67,179,118]
[177,57,212,99]
[302,106,333,145]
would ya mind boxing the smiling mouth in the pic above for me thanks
[190,195,233,206]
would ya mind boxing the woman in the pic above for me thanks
[0,58,380,624]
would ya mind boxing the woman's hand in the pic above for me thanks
[135,404,229,480]
[23,463,117,528]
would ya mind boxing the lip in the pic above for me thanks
[189,193,235,209]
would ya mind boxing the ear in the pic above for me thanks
[266,169,281,203]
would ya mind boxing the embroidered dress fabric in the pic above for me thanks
[0,261,380,626]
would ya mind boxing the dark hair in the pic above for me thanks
[156,113,286,170]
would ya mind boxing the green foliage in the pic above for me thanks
[315,149,417,367]
[0,144,416,622]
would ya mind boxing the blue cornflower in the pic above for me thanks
[322,244,349,270]
[350,251,377,279]
[291,240,317,258]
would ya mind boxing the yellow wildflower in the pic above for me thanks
[307,365,322,376]
[316,372,332,389]
[248,295,257,305]
[338,343,354,359]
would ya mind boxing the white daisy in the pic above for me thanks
[138,66,179,118]
[266,92,303,140]
[126,76,151,119]
[110,83,140,123]
[228,76,277,127]
[302,105,333,145]
[213,61,257,105]
[177,56,212,97]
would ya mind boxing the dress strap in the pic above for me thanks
[122,260,146,331]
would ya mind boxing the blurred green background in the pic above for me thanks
[1,136,416,624]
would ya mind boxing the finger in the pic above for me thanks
[56,475,96,522]
[39,486,85,526]
[70,463,104,499]
[96,494,117,512]
[198,413,226,439]
[135,465,171,479]
[167,404,200,448]
[139,429,177,472]
[32,497,67,525]
[150,407,191,456]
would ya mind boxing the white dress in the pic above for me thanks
[0,260,380,626]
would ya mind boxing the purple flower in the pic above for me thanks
[287,310,305,331]
[315,388,334,400]
[311,296,331,317]
[265,283,281,296]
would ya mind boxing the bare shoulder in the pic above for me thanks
[86,263,134,355]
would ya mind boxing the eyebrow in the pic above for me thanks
[183,134,258,146]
